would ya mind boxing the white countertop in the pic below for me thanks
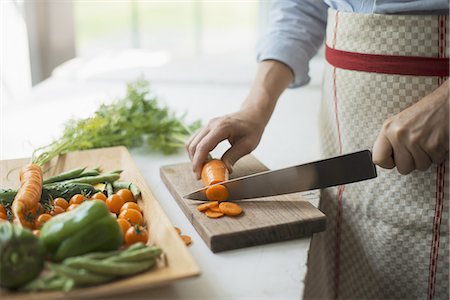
[1,54,324,300]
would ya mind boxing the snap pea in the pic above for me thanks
[49,263,114,285]
[64,258,156,276]
[106,246,162,263]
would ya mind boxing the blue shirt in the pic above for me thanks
[256,0,449,88]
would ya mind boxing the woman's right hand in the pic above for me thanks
[186,107,267,179]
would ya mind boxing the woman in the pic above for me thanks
[186,1,449,299]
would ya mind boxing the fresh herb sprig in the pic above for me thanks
[33,78,201,166]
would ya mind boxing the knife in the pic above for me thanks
[184,150,377,201]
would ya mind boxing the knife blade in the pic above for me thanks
[184,150,377,201]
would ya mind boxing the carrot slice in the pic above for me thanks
[205,185,229,202]
[205,209,224,218]
[180,235,192,246]
[208,203,222,213]
[219,202,242,216]
[197,201,218,212]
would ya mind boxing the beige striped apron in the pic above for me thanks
[303,9,449,300]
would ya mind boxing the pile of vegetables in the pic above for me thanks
[0,166,161,292]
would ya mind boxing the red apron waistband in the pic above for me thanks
[325,45,449,77]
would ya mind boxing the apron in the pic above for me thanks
[303,9,449,300]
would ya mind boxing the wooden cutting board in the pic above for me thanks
[160,155,326,252]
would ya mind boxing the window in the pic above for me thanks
[74,1,261,58]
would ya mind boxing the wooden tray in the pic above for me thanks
[0,146,200,299]
[160,155,326,253]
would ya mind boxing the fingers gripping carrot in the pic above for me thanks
[201,159,229,201]
[12,164,43,228]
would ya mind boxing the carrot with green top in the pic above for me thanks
[201,159,229,201]
[11,164,43,228]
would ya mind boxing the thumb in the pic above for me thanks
[372,133,395,169]
[221,143,253,174]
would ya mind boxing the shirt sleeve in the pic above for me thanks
[256,0,329,88]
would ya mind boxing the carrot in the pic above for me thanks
[219,202,242,216]
[180,235,192,246]
[11,164,43,228]
[205,209,224,218]
[201,159,229,201]
[208,203,222,213]
[201,159,228,185]
[196,201,218,212]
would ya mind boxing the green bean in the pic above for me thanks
[125,242,146,251]
[79,169,101,177]
[64,258,156,276]
[109,169,123,174]
[106,246,162,263]
[49,263,114,285]
[63,243,144,263]
[60,173,121,185]
[74,249,123,260]
[112,181,141,198]
[106,182,114,197]
[43,167,86,184]
[23,275,71,292]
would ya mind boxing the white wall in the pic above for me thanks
[1,0,32,107]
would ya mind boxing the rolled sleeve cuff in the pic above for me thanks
[256,37,311,89]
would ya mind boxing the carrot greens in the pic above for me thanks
[32,78,201,166]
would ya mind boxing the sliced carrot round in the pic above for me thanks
[205,209,224,218]
[205,185,229,202]
[180,235,192,246]
[208,203,222,213]
[219,202,242,216]
[197,201,218,212]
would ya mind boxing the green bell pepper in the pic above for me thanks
[40,200,123,261]
[0,222,45,289]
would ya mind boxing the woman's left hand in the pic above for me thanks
[372,79,449,175]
